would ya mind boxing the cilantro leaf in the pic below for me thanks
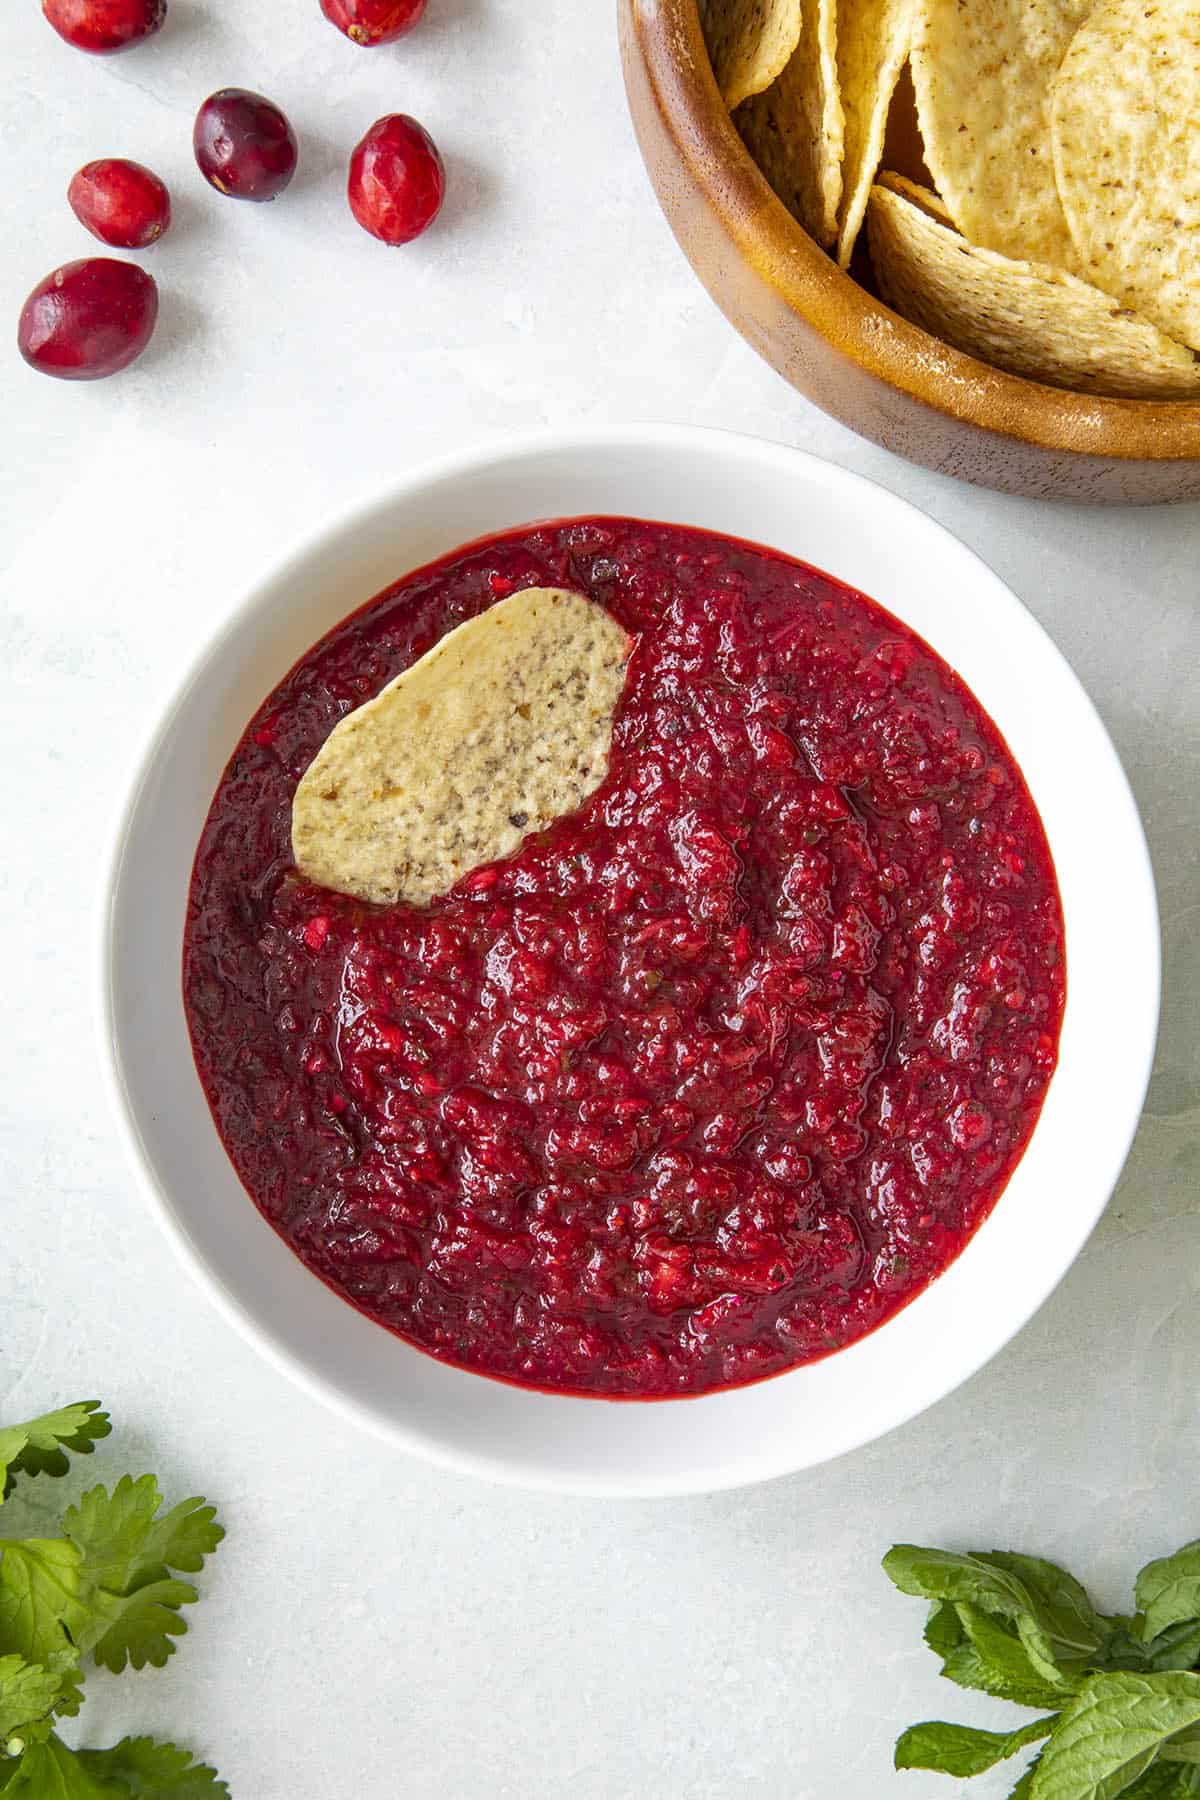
[3,1735,122,1798]
[1031,1673,1200,1800]
[0,1408,110,1502]
[77,1737,229,1797]
[0,1405,225,1797]
[896,1714,1056,1777]
[2,1735,229,1799]
[46,1657,85,1723]
[0,1654,65,1743]
[65,1478,223,1595]
[0,1540,88,1666]
[82,1579,200,1675]
[62,1479,223,1674]
[1138,1546,1200,1644]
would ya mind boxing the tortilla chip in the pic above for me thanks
[876,169,954,225]
[1051,0,1200,352]
[292,588,631,908]
[867,180,1200,395]
[736,0,845,248]
[910,0,1092,266]
[835,0,919,268]
[699,0,804,110]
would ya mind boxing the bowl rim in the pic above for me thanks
[97,422,1161,1495]
[623,0,1200,461]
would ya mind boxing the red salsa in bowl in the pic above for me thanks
[183,518,1065,1399]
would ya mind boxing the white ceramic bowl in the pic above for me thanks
[100,425,1159,1497]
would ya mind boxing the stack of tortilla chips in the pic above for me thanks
[700,0,1200,396]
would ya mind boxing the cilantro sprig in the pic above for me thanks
[0,1403,225,1796]
[887,1539,1200,1798]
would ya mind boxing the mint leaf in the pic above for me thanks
[1032,1672,1200,1800]
[983,1556,1106,1650]
[884,1547,1102,1647]
[1102,1621,1164,1673]
[1147,1623,1200,1675]
[948,1657,1066,1708]
[885,1544,1036,1611]
[62,1479,223,1673]
[77,1736,229,1796]
[0,1541,87,1665]
[941,1636,1069,1708]
[0,1408,110,1502]
[919,1599,1076,1706]
[1098,1617,1200,1677]
[1119,1766,1200,1797]
[957,1604,1078,1700]
[925,1601,963,1658]
[1138,1547,1200,1644]
[896,1715,1056,1776]
[1015,1752,1197,1799]
[885,1546,1104,1689]
[1162,1723,1200,1766]
[1010,1756,1044,1797]
[4,1735,122,1798]
[983,1554,1106,1670]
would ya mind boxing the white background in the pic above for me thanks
[2,4,1198,1796]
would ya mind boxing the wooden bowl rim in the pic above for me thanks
[627,0,1200,462]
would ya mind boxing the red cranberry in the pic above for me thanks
[348,114,445,245]
[18,258,158,381]
[43,0,165,53]
[320,0,426,44]
[194,90,298,203]
[68,159,171,248]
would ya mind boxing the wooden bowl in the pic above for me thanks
[618,0,1200,502]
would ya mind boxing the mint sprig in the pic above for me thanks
[896,1714,1057,1778]
[0,1403,225,1797]
[887,1538,1200,1797]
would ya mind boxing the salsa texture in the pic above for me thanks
[184,519,1065,1398]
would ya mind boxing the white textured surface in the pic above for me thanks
[1,4,1197,1797]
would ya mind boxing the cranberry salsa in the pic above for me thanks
[184,519,1065,1398]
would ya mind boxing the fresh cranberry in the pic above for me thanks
[320,0,426,44]
[68,159,171,248]
[194,90,298,203]
[18,258,158,380]
[348,114,445,244]
[43,0,165,53]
